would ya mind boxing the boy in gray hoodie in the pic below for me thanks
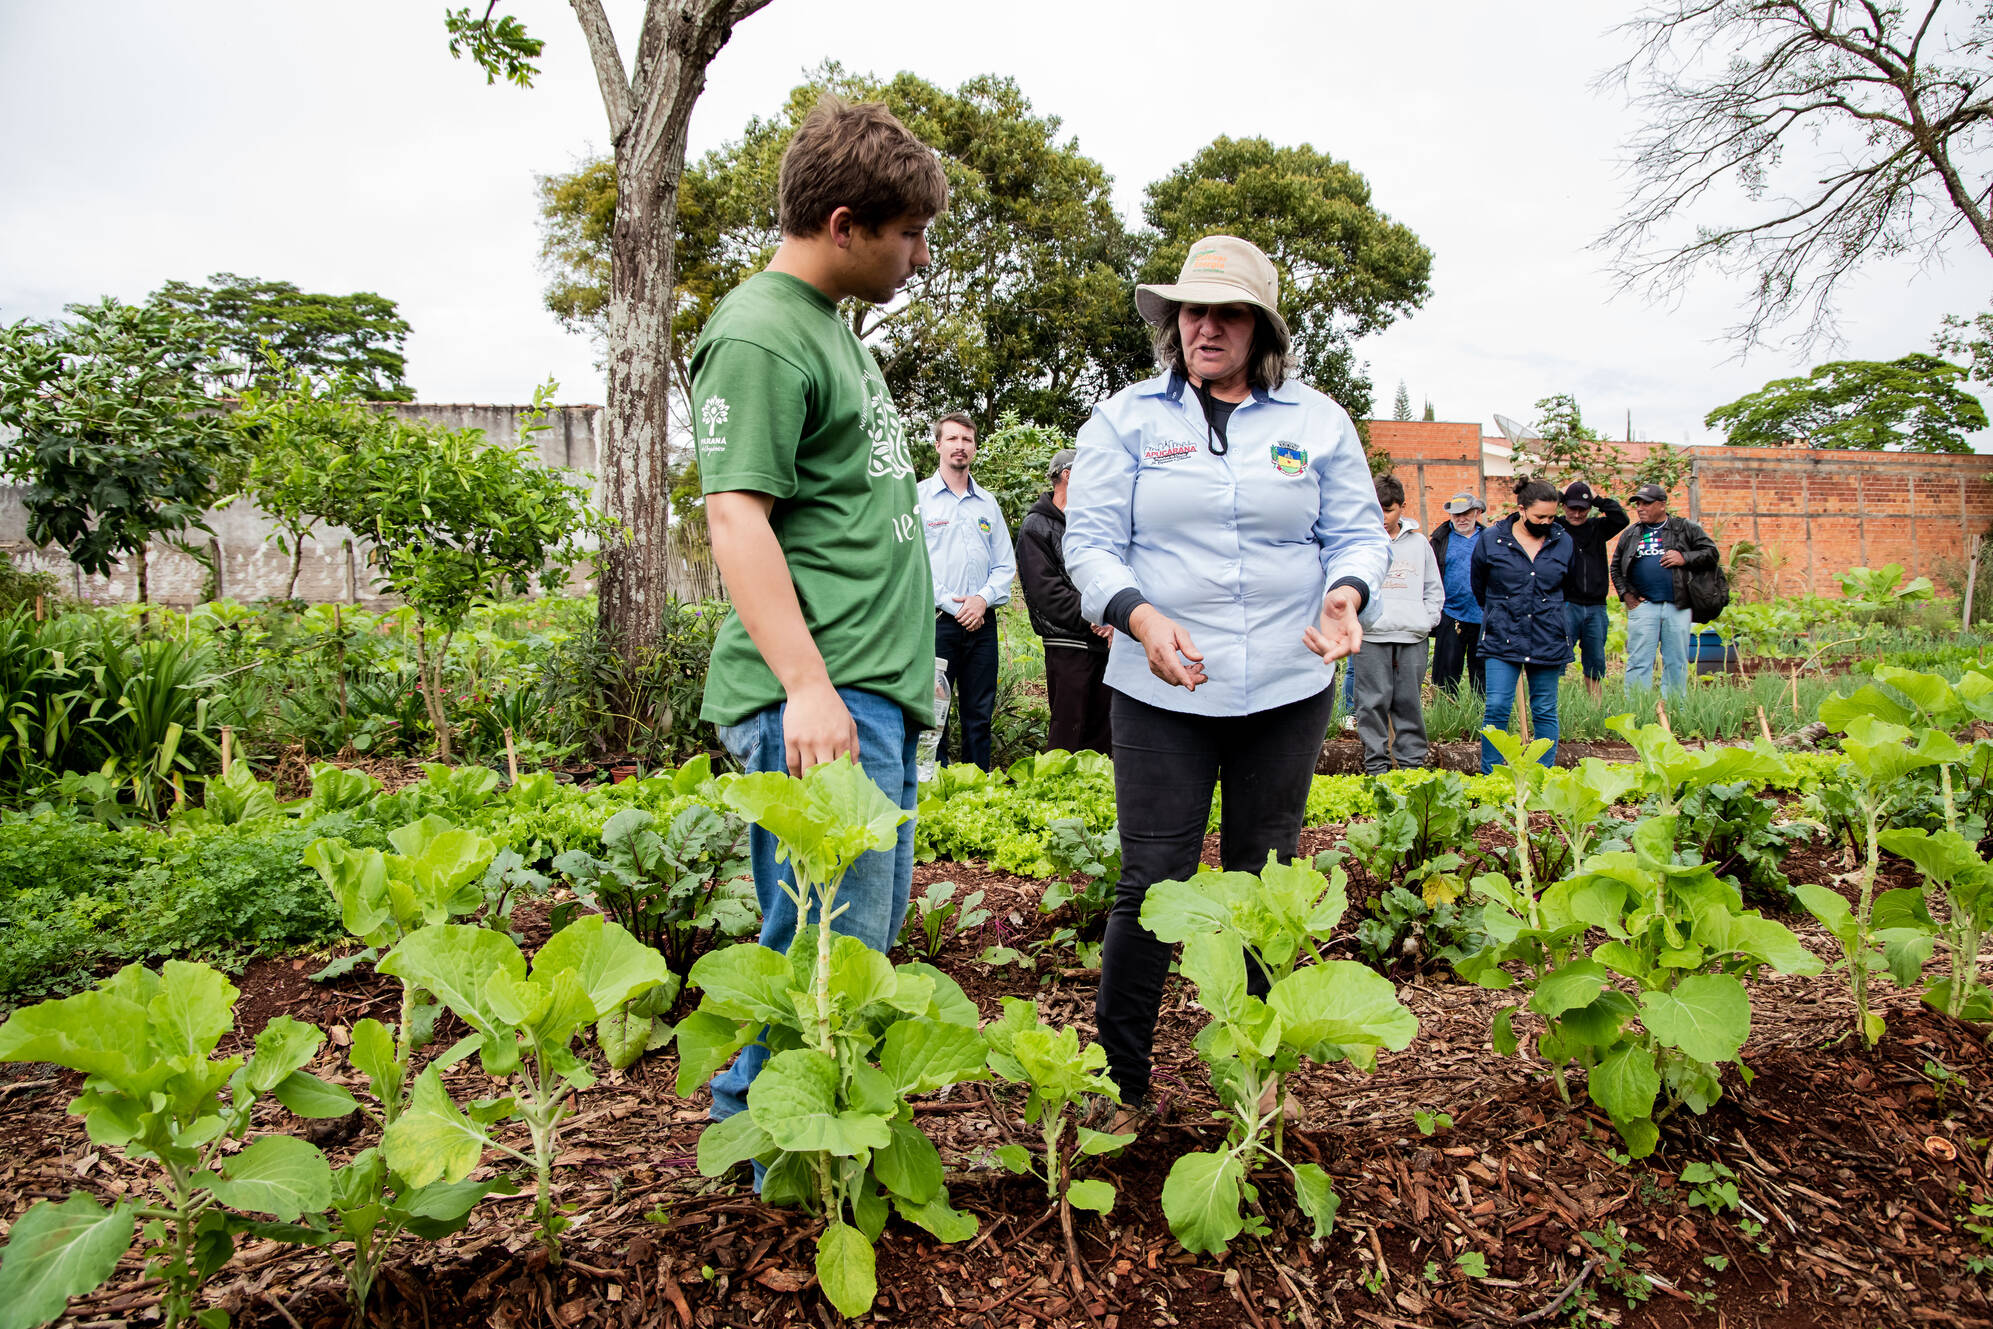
[1350,474,1445,774]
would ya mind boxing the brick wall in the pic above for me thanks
[1367,422,1993,598]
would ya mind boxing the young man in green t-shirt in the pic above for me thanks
[694,97,947,1126]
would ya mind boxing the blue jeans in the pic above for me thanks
[1625,600,1692,696]
[1565,602,1609,681]
[1481,656,1560,774]
[708,687,920,1123]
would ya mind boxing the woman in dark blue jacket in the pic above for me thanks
[1470,478,1573,773]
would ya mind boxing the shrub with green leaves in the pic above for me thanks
[0,962,350,1329]
[1873,826,1993,1021]
[984,999,1132,1231]
[678,759,987,1318]
[1140,856,1418,1253]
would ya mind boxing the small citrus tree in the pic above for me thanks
[344,382,599,759]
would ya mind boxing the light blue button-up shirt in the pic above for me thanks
[918,472,1016,615]
[1063,371,1390,717]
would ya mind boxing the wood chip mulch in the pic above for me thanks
[3,821,1991,1329]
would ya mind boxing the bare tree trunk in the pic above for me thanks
[286,531,305,601]
[575,0,772,656]
[134,543,149,606]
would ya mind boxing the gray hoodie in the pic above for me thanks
[1365,517,1445,644]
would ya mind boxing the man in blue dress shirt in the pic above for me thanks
[919,412,1015,769]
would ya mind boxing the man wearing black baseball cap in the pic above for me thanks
[1611,483,1719,696]
[1555,481,1628,699]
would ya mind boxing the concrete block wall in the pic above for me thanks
[0,404,603,608]
[1366,422,1993,598]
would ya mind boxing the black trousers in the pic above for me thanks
[1432,614,1485,695]
[1043,644,1112,755]
[1096,686,1333,1104]
[935,613,1000,771]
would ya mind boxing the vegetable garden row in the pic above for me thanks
[1,662,1990,1327]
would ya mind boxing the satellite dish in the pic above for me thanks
[1492,414,1539,446]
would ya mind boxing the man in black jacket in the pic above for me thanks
[1017,449,1112,753]
[1611,483,1720,696]
[1556,481,1629,699]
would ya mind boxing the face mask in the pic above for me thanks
[1524,519,1555,538]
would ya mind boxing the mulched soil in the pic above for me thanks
[5,819,1992,1329]
[1316,740,1643,775]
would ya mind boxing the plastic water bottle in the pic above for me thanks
[914,656,951,783]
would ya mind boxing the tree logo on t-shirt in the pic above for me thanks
[700,396,730,433]
[862,380,914,479]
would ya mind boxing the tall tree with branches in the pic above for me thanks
[1597,1,1993,349]
[444,0,773,656]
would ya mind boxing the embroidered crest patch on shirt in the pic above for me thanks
[1269,441,1307,476]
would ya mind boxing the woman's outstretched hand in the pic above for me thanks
[1128,604,1207,691]
[1303,586,1365,663]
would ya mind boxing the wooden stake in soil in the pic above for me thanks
[333,603,348,724]
[220,726,233,778]
[1758,704,1774,744]
[1790,661,1800,717]
[1965,532,1982,632]
[1656,700,1673,738]
[505,727,520,785]
[33,595,43,622]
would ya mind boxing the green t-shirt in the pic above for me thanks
[691,271,935,730]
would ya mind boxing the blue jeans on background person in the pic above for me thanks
[1565,602,1609,682]
[1480,656,1560,774]
[709,687,920,1130]
[1625,599,1692,696]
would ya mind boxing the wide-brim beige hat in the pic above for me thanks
[1135,234,1291,342]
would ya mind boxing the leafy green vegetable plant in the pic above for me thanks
[1140,855,1418,1253]
[0,962,349,1329]
[983,998,1132,1290]
[899,880,991,959]
[1793,714,1954,1045]
[1343,771,1492,889]
[552,801,755,1066]
[677,758,987,1318]
[1457,722,1822,1156]
[377,915,670,1257]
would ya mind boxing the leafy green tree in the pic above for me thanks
[537,63,1152,434]
[1518,393,1622,491]
[1935,311,1993,386]
[1392,380,1412,421]
[1421,397,1435,422]
[444,0,774,660]
[342,383,599,759]
[152,274,413,401]
[0,299,234,603]
[1704,355,1987,454]
[1140,136,1433,420]
[228,368,385,598]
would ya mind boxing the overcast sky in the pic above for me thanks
[2,0,1988,450]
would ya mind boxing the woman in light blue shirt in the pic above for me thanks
[1063,235,1389,1129]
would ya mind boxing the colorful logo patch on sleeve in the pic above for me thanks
[1270,441,1308,476]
